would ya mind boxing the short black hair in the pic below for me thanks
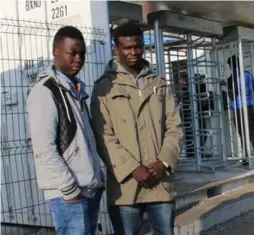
[53,26,85,48]
[112,22,143,46]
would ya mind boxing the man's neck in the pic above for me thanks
[55,67,77,85]
[69,76,78,86]
[121,62,143,78]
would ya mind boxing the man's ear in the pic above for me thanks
[114,47,119,56]
[52,47,58,57]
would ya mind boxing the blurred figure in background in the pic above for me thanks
[223,55,254,163]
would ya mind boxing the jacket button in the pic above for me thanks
[112,164,116,168]
[122,119,126,123]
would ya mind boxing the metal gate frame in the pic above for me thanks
[151,20,226,172]
[217,31,254,170]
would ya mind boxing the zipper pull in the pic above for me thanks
[138,90,142,97]
[80,99,84,114]
[153,86,157,95]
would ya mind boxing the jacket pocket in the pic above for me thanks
[67,146,80,164]
[110,91,130,99]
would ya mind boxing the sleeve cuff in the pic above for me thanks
[114,157,140,183]
[61,183,81,200]
[157,154,178,173]
[160,161,170,176]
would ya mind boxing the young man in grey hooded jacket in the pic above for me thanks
[27,26,104,235]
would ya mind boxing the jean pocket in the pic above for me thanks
[61,198,83,205]
[49,198,62,207]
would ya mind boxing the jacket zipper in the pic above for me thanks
[80,96,86,114]
[80,100,84,114]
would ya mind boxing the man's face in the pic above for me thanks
[53,37,86,77]
[115,36,144,68]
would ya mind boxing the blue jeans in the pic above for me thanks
[49,190,102,235]
[108,202,175,235]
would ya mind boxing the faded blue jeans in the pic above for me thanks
[109,202,175,235]
[49,190,102,235]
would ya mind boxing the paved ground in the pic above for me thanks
[2,210,254,235]
[1,226,54,235]
[203,210,254,235]
[2,168,252,235]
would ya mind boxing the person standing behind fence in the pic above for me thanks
[27,26,104,235]
[225,55,254,163]
[90,22,183,235]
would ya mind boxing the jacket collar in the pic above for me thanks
[104,57,157,87]
[38,65,89,100]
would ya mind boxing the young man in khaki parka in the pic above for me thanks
[90,22,183,235]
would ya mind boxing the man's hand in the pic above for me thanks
[64,193,83,204]
[132,165,157,189]
[148,160,166,181]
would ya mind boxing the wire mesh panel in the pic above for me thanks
[217,38,254,169]
[1,18,112,234]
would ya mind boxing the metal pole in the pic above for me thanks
[149,30,154,66]
[154,20,165,76]
[222,42,235,159]
[251,44,254,78]
[213,37,227,165]
[238,37,252,169]
[187,34,201,172]
[106,1,113,59]
[230,41,242,158]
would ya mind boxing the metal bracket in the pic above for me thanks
[147,10,223,37]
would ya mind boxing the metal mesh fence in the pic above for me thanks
[1,18,112,234]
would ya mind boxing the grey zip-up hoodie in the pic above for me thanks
[27,66,103,200]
